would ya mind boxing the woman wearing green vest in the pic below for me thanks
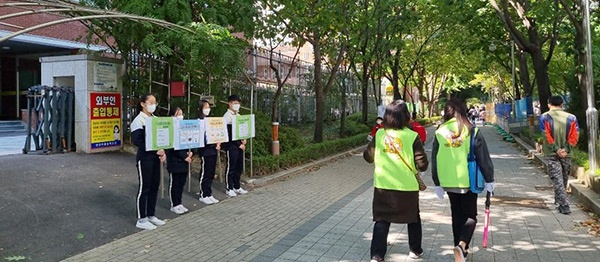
[363,100,429,261]
[432,98,494,262]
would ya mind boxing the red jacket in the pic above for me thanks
[410,121,427,143]
[370,123,383,137]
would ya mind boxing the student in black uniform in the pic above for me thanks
[130,94,166,230]
[166,107,192,214]
[197,99,221,205]
[223,95,247,197]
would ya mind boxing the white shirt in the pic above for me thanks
[223,109,237,125]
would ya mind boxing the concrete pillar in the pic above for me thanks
[40,54,123,153]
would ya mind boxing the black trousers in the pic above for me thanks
[200,155,217,198]
[448,191,478,250]
[136,159,160,219]
[370,217,422,260]
[225,147,244,190]
[169,172,187,207]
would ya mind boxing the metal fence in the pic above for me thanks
[122,46,378,131]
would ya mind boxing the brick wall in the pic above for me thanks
[0,1,110,46]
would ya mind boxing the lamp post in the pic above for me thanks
[583,0,597,172]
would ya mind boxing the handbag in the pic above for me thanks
[385,132,427,191]
[468,127,485,193]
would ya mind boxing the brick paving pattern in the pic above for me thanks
[63,126,600,261]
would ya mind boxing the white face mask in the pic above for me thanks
[232,104,241,111]
[203,108,211,116]
[376,120,382,125]
[176,115,184,120]
[146,104,156,113]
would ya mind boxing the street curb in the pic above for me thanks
[242,146,365,188]
[511,132,600,215]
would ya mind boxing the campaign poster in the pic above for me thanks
[93,62,119,91]
[145,117,174,151]
[174,119,204,150]
[90,93,121,149]
[205,117,228,144]
[232,114,255,140]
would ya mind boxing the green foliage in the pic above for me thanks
[417,116,442,126]
[343,120,370,137]
[343,113,375,137]
[520,127,543,144]
[250,112,304,157]
[252,134,367,176]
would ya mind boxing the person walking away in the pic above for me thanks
[367,117,383,142]
[432,98,495,262]
[363,100,429,261]
[197,99,221,205]
[539,95,579,214]
[165,107,192,214]
[223,95,248,197]
[409,112,427,143]
[130,94,167,230]
[479,107,487,126]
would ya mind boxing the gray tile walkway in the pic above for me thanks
[62,126,600,261]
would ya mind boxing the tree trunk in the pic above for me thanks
[518,50,533,97]
[392,56,401,100]
[576,29,588,111]
[340,75,348,137]
[361,63,370,124]
[271,90,281,123]
[531,50,551,113]
[313,40,324,143]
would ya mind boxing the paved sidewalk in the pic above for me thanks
[61,125,600,262]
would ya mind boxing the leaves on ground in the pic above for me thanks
[577,204,600,237]
[4,256,27,261]
[76,233,85,240]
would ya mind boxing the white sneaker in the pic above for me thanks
[147,216,165,226]
[408,251,423,259]
[226,189,237,197]
[170,205,185,215]
[234,188,248,194]
[199,197,214,205]
[208,196,219,203]
[136,218,157,230]
[180,205,189,212]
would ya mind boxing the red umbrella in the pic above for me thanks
[482,191,492,248]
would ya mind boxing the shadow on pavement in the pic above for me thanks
[0,151,226,261]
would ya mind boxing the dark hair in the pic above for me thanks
[168,106,182,117]
[411,112,417,120]
[228,95,241,102]
[441,98,473,138]
[114,125,119,132]
[548,96,564,106]
[376,116,383,121]
[136,94,154,112]
[197,99,211,119]
[382,100,411,130]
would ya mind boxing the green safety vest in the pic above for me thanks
[435,118,476,188]
[373,128,419,191]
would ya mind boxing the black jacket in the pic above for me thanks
[166,149,190,173]
[131,112,159,161]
